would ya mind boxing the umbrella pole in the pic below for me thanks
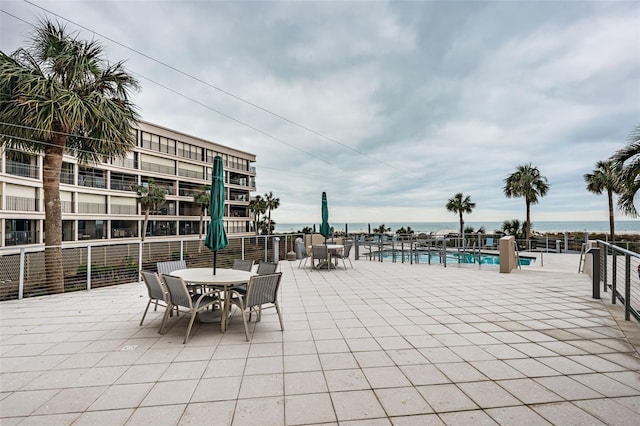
[213,251,217,275]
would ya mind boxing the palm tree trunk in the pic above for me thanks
[607,189,615,242]
[141,208,149,242]
[525,201,531,243]
[43,145,64,294]
[199,208,204,239]
[459,211,464,240]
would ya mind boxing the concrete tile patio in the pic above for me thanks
[1,254,639,425]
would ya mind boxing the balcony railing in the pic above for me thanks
[110,181,137,192]
[178,168,205,180]
[5,196,38,211]
[4,231,37,246]
[60,172,74,185]
[78,202,106,214]
[61,200,74,213]
[140,161,175,175]
[78,175,106,189]
[6,161,39,179]
[111,204,137,215]
[112,158,136,169]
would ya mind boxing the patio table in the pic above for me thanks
[170,268,254,332]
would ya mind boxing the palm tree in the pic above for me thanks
[264,191,280,234]
[503,164,550,243]
[445,193,476,238]
[249,195,266,235]
[584,160,622,241]
[501,219,526,240]
[192,185,210,239]
[374,224,390,234]
[611,124,640,217]
[0,20,139,293]
[137,179,167,241]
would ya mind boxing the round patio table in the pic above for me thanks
[170,268,253,332]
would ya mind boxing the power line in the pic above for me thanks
[20,0,400,172]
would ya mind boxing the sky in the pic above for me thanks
[1,0,639,225]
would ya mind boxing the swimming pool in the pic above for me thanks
[380,250,535,266]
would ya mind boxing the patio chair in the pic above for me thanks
[232,259,254,272]
[311,245,329,271]
[298,250,310,269]
[160,274,220,344]
[140,271,178,329]
[333,244,353,269]
[257,261,278,275]
[157,260,186,275]
[230,272,283,341]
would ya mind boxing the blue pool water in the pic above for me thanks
[381,250,535,266]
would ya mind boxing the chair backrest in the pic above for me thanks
[312,245,328,261]
[257,261,278,275]
[343,244,352,256]
[141,271,166,301]
[161,274,193,309]
[233,259,254,272]
[157,260,187,275]
[246,273,282,308]
[486,237,494,247]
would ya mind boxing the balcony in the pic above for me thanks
[6,161,39,179]
[140,161,175,175]
[5,196,38,212]
[178,168,205,180]
[111,204,137,215]
[4,230,37,246]
[78,202,107,214]
[61,200,74,213]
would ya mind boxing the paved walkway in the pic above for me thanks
[1,256,639,425]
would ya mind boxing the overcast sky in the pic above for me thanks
[1,0,639,225]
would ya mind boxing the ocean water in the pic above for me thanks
[275,221,640,234]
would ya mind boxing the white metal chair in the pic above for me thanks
[160,274,220,344]
[230,273,283,341]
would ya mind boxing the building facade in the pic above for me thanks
[0,120,256,247]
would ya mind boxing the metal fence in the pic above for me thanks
[0,234,299,301]
[594,240,640,322]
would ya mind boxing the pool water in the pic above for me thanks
[381,250,535,266]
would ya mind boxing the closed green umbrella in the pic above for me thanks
[320,192,331,241]
[205,156,228,274]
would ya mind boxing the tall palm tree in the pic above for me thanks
[503,164,550,243]
[584,160,622,241]
[137,179,167,241]
[192,185,210,239]
[248,195,266,235]
[264,191,280,234]
[0,20,139,293]
[611,124,640,217]
[445,193,476,238]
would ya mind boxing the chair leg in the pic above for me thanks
[140,299,152,326]
[184,311,197,344]
[240,307,250,341]
[153,299,159,312]
[159,303,172,334]
[275,301,284,331]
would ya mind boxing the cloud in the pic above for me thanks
[1,0,638,225]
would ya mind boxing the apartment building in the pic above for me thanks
[0,120,256,247]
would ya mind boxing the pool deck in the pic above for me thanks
[1,253,639,425]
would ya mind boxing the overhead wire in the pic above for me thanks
[0,7,361,180]
[20,0,401,172]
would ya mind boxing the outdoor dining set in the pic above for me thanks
[139,259,283,344]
